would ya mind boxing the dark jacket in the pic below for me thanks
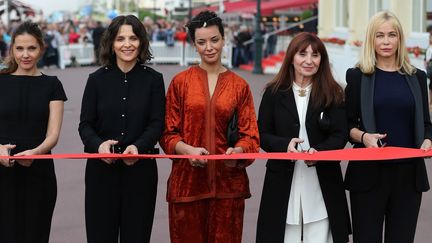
[344,67,431,192]
[256,87,351,243]
[79,62,165,154]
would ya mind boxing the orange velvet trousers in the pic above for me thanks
[169,198,245,243]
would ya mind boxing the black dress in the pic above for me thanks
[0,74,67,243]
[79,62,165,243]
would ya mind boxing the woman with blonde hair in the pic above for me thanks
[345,11,431,243]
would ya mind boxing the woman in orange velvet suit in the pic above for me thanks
[160,11,259,243]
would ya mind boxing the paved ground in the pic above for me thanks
[42,65,432,243]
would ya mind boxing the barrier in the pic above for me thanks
[58,43,95,69]
[149,41,184,65]
[58,42,233,69]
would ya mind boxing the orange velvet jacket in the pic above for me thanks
[160,66,260,203]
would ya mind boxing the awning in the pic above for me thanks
[236,0,317,15]
[192,0,317,17]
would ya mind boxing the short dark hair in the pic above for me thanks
[99,15,152,66]
[185,11,224,42]
[1,21,45,74]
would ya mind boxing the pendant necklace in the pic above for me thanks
[298,89,306,97]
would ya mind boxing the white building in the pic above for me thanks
[318,0,429,48]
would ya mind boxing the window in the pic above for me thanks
[369,0,382,18]
[412,0,425,32]
[336,0,349,27]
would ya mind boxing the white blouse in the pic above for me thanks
[286,82,328,225]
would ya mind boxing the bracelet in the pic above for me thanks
[361,132,367,144]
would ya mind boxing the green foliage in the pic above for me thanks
[138,8,166,21]
[301,10,313,20]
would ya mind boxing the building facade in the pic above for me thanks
[318,0,428,47]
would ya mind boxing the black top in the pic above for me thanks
[345,67,431,192]
[0,74,67,152]
[374,68,415,148]
[79,62,165,154]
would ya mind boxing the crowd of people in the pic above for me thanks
[0,15,281,70]
[0,9,430,243]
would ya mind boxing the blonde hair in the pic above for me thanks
[357,11,415,75]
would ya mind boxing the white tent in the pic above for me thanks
[0,0,35,24]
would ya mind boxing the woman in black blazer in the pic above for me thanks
[256,32,351,243]
[79,15,165,243]
[345,11,431,243]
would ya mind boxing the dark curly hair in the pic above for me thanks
[185,11,224,42]
[99,15,152,66]
[0,21,45,74]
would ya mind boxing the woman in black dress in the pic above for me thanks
[79,15,165,243]
[0,21,67,243]
[345,11,431,243]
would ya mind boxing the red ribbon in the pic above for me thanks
[0,147,431,161]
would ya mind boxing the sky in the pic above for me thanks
[23,0,82,15]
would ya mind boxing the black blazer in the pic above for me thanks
[344,67,431,192]
[79,62,165,155]
[256,87,351,243]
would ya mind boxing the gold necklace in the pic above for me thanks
[298,89,307,97]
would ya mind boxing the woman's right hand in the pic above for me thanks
[98,139,119,164]
[362,133,387,148]
[175,141,209,168]
[186,146,209,168]
[287,138,305,152]
[0,144,16,167]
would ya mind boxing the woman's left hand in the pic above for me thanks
[13,149,39,167]
[304,147,318,166]
[122,145,139,166]
[420,139,432,151]
[224,147,243,167]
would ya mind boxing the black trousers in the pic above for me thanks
[0,160,57,243]
[350,162,422,243]
[85,159,158,243]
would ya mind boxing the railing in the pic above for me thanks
[58,43,95,69]
[58,42,233,69]
[243,16,318,54]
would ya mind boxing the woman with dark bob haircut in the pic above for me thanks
[256,32,351,243]
[160,10,259,243]
[79,15,165,243]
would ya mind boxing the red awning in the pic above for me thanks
[192,0,317,16]
[236,0,318,15]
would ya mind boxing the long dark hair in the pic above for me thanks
[0,21,45,74]
[99,15,152,66]
[267,32,343,108]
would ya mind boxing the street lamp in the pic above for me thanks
[188,0,192,21]
[153,0,156,22]
[252,0,263,74]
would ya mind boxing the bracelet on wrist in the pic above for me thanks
[361,132,367,144]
